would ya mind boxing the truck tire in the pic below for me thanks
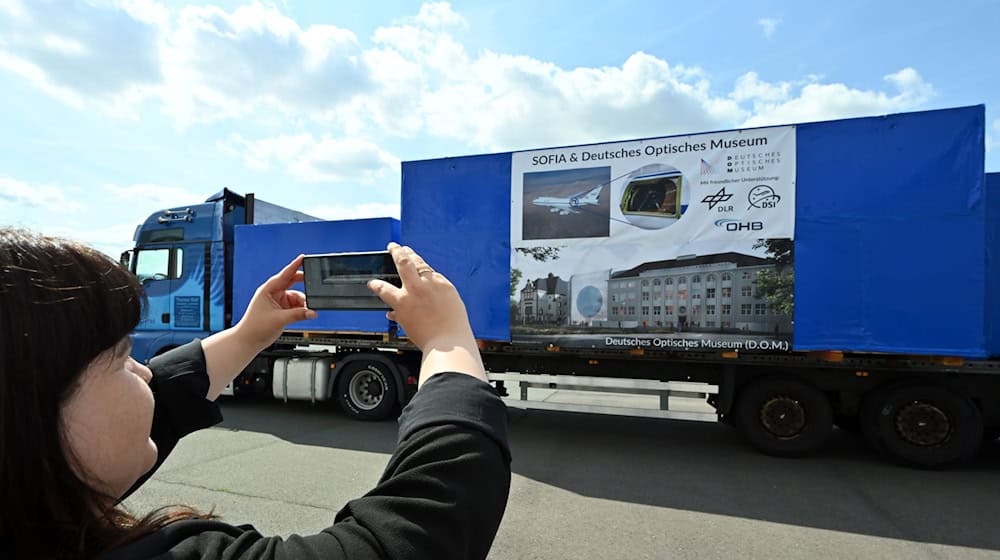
[336,360,398,421]
[863,383,983,468]
[734,377,833,457]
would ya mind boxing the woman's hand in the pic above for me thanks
[202,255,316,400]
[367,243,486,385]
[235,255,317,350]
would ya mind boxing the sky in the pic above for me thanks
[1,0,998,257]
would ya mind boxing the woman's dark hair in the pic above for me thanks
[0,228,168,556]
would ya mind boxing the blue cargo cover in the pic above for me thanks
[233,218,400,333]
[402,106,994,357]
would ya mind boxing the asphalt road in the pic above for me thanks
[125,397,1000,559]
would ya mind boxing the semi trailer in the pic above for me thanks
[125,105,1000,467]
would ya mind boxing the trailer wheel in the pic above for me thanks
[863,384,983,468]
[734,377,833,457]
[336,360,398,421]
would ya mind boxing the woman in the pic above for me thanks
[0,228,510,558]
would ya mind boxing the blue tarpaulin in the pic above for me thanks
[402,106,993,357]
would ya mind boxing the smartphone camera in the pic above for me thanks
[302,251,400,310]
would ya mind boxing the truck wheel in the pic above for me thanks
[864,384,982,468]
[336,360,398,421]
[734,377,833,457]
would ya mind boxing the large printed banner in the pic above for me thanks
[510,126,796,351]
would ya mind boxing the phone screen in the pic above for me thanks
[303,251,400,310]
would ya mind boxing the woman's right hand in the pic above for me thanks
[367,243,486,384]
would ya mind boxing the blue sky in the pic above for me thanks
[2,0,997,257]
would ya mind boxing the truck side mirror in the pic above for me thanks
[120,250,132,271]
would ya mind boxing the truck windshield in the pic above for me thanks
[135,248,183,284]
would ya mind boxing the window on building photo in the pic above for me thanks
[741,304,752,315]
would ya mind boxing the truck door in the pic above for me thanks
[133,243,212,332]
[167,243,211,332]
[133,245,185,331]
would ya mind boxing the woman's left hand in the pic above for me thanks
[236,255,317,351]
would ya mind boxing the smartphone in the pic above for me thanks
[302,251,401,310]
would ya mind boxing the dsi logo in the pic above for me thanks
[715,219,763,231]
[748,185,781,210]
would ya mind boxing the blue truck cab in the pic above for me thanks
[122,189,317,363]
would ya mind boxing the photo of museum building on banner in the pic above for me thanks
[605,252,792,335]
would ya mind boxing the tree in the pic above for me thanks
[753,238,793,265]
[515,246,561,262]
[753,238,794,316]
[510,268,522,299]
[512,246,559,304]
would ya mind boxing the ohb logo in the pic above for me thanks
[715,219,763,231]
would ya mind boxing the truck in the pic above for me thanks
[125,105,1000,468]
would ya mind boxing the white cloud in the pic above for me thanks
[0,2,941,154]
[415,50,745,150]
[0,176,85,213]
[758,17,780,39]
[987,118,1000,153]
[1,181,200,257]
[731,72,791,103]
[102,183,204,208]
[0,176,139,258]
[44,222,144,260]
[311,202,401,221]
[0,0,165,116]
[0,0,26,19]
[413,2,467,28]
[218,133,399,183]
[740,67,936,128]
[161,2,371,124]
